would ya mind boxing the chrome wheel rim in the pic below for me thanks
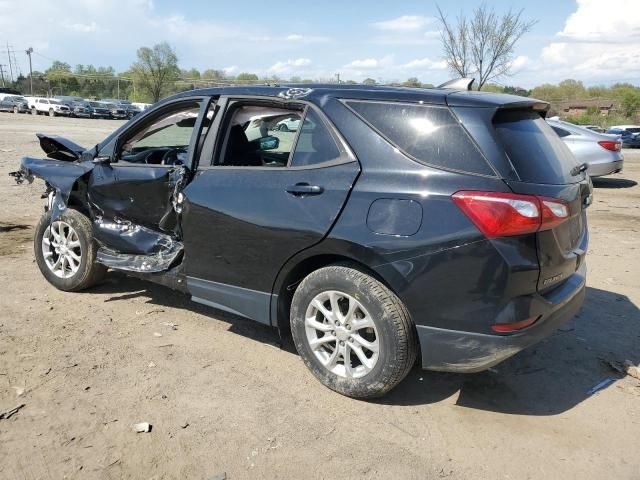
[42,221,82,278]
[304,291,379,379]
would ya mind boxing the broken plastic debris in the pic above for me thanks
[587,377,615,395]
[153,332,163,337]
[133,422,152,433]
[624,360,640,380]
[161,322,178,330]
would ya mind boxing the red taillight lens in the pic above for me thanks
[598,140,621,152]
[492,316,539,333]
[452,191,570,238]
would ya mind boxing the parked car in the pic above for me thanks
[606,125,640,148]
[275,116,302,131]
[100,102,128,119]
[27,97,71,117]
[69,101,94,118]
[87,101,112,119]
[548,119,623,177]
[132,102,152,112]
[0,95,30,114]
[102,99,141,119]
[11,84,591,398]
[54,96,84,107]
[582,124,605,133]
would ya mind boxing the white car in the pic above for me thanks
[275,117,302,131]
[26,97,71,117]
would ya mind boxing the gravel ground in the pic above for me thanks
[0,113,639,480]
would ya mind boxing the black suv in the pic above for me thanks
[12,83,591,398]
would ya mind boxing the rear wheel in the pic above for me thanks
[34,209,106,291]
[13,106,18,114]
[290,265,417,398]
[31,107,37,115]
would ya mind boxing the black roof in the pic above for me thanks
[168,83,544,109]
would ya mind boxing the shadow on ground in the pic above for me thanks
[592,177,637,189]
[92,275,639,415]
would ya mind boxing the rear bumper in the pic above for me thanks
[589,159,624,177]
[418,262,586,372]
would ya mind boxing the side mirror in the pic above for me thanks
[258,135,280,151]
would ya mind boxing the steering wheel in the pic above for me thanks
[161,148,187,166]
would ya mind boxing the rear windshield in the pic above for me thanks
[493,110,582,185]
[626,127,640,133]
[345,100,494,176]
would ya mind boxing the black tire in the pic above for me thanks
[290,265,417,398]
[13,106,18,114]
[34,208,106,292]
[49,109,55,117]
[279,124,288,131]
[31,107,37,115]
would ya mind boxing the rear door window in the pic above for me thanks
[494,110,581,185]
[345,100,494,176]
[290,109,341,167]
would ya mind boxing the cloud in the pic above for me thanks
[400,58,447,70]
[536,0,640,82]
[223,65,239,75]
[344,58,380,69]
[268,58,312,74]
[372,15,433,31]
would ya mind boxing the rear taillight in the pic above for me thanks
[452,191,569,238]
[492,316,539,333]
[598,140,621,152]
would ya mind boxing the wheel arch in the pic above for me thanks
[271,245,401,332]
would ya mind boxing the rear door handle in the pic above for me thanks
[286,183,324,196]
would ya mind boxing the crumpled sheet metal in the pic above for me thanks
[94,217,183,273]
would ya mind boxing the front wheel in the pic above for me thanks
[290,265,417,398]
[34,209,106,291]
[13,106,18,114]
[31,107,37,115]
[49,109,55,117]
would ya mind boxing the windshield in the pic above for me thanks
[626,127,640,133]
[89,102,102,108]
[49,99,62,105]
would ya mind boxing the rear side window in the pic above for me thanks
[345,100,494,175]
[290,109,341,167]
[551,126,571,138]
[494,110,581,185]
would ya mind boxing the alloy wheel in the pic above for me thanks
[304,290,379,378]
[41,221,82,278]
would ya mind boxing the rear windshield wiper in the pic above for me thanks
[571,163,588,176]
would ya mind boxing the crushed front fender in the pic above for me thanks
[11,157,94,220]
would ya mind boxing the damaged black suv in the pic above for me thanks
[13,82,591,398]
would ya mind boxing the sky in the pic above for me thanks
[1,0,639,88]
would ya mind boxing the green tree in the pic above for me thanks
[402,77,422,88]
[235,72,259,83]
[619,89,640,118]
[362,78,377,85]
[130,42,180,102]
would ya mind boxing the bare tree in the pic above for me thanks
[436,4,536,90]
[131,42,179,102]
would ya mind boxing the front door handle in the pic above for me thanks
[286,183,324,196]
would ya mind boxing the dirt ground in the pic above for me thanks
[0,113,638,480]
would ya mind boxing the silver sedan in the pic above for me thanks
[547,118,624,177]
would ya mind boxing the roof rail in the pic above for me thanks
[437,78,475,91]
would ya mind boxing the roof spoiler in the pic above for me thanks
[437,78,475,91]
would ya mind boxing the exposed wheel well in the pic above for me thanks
[275,253,393,332]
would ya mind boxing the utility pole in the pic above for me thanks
[335,73,341,84]
[117,76,120,99]
[0,64,5,86]
[26,47,34,95]
[6,43,13,83]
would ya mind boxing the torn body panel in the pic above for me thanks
[11,134,189,275]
